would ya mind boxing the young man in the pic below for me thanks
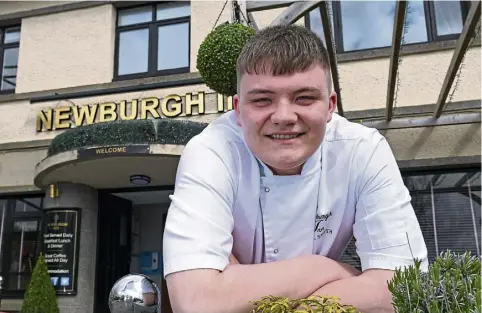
[162,25,428,313]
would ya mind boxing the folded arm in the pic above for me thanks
[312,134,429,312]
[311,269,395,313]
[167,255,360,313]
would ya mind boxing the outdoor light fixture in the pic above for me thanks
[129,175,151,186]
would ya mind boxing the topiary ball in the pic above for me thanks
[197,22,256,97]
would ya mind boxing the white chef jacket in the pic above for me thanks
[162,111,428,277]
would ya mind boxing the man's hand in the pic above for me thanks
[311,269,395,313]
[229,254,239,265]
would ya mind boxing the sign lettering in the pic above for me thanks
[36,92,234,132]
[77,144,150,158]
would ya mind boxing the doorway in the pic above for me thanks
[94,192,132,313]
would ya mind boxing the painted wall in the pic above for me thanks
[0,1,72,15]
[15,4,117,93]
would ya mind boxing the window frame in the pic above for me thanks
[0,25,21,95]
[306,1,472,54]
[113,1,191,81]
[0,195,44,298]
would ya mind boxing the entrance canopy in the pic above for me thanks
[34,119,207,189]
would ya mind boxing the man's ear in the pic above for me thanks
[233,94,242,127]
[327,90,337,123]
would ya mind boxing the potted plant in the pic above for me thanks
[21,253,59,313]
[388,250,481,313]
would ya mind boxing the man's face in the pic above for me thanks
[234,64,336,175]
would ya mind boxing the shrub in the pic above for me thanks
[388,250,481,313]
[197,22,256,96]
[250,295,360,313]
[21,253,59,313]
[47,119,208,156]
[48,119,156,156]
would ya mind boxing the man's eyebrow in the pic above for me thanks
[247,89,276,95]
[293,87,322,94]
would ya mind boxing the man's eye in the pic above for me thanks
[252,98,271,104]
[296,96,317,104]
[297,96,316,101]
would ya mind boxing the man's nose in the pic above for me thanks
[270,101,297,125]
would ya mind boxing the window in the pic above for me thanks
[306,1,471,53]
[340,169,481,270]
[0,196,43,295]
[0,26,20,93]
[115,2,191,80]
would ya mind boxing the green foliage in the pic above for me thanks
[48,119,208,156]
[250,295,360,313]
[388,250,481,313]
[21,253,59,313]
[197,22,256,96]
[48,119,155,156]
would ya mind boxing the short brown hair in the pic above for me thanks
[236,25,332,93]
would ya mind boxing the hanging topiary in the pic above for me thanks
[197,22,256,97]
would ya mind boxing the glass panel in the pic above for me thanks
[308,4,335,45]
[118,28,149,76]
[404,172,481,191]
[156,1,190,20]
[9,220,39,290]
[464,172,481,187]
[15,198,42,212]
[158,23,189,70]
[434,192,480,257]
[410,193,438,262]
[404,1,428,43]
[1,47,19,91]
[403,171,481,262]
[434,1,464,36]
[118,6,152,26]
[339,0,428,52]
[4,27,20,44]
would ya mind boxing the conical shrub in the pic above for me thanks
[21,253,59,313]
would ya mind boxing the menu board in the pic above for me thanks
[41,208,81,295]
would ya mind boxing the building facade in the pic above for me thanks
[0,1,480,313]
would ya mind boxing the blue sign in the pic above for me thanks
[51,277,59,286]
[139,251,162,275]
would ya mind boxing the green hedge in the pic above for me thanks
[48,119,208,157]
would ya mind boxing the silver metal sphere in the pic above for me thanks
[108,274,161,313]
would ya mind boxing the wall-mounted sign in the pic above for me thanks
[77,144,150,158]
[36,91,234,132]
[41,208,81,295]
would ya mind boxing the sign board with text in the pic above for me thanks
[77,144,150,158]
[41,208,81,295]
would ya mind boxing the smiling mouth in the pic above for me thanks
[267,133,305,140]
